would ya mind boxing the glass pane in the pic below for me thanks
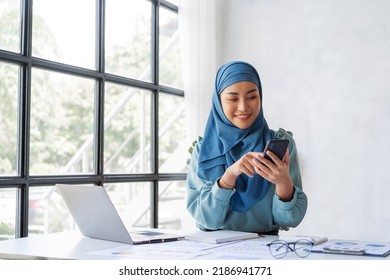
[105,0,151,81]
[28,184,153,235]
[167,0,179,6]
[105,182,152,228]
[104,83,152,174]
[0,188,16,240]
[30,69,95,175]
[159,93,187,173]
[29,186,72,235]
[0,62,18,176]
[158,180,186,229]
[159,7,183,88]
[32,0,95,69]
[0,0,21,52]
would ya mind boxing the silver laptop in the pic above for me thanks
[56,184,184,245]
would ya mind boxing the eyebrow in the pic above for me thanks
[224,88,258,95]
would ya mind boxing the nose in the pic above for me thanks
[237,98,248,111]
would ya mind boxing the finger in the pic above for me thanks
[253,164,271,181]
[255,153,274,169]
[252,158,270,174]
[265,151,283,166]
[283,149,290,164]
[247,151,262,158]
[241,162,255,177]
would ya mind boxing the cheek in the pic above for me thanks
[254,107,261,118]
[252,101,261,117]
[221,102,235,117]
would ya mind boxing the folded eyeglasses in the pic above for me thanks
[267,239,313,259]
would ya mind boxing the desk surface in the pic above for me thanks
[0,231,388,260]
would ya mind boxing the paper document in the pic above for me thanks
[279,235,328,245]
[185,230,259,244]
[312,239,390,257]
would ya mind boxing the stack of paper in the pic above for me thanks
[185,230,259,244]
[279,235,328,245]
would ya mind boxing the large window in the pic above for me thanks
[0,0,186,239]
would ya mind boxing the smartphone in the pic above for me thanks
[263,139,290,162]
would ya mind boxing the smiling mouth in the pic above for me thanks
[235,114,251,121]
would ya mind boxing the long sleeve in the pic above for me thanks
[186,141,235,230]
[271,130,307,228]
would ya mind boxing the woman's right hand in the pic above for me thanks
[228,152,261,178]
[221,152,262,189]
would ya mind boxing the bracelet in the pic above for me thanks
[220,176,236,191]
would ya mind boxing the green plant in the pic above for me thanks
[0,222,14,236]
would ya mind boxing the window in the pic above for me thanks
[0,62,18,176]
[0,0,186,239]
[105,0,152,81]
[30,69,95,175]
[104,83,152,174]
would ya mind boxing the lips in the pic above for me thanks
[235,114,251,121]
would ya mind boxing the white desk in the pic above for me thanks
[0,231,123,260]
[0,231,388,260]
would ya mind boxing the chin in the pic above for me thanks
[235,123,251,129]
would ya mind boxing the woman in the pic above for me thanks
[186,61,307,234]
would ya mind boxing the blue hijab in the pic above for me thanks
[198,61,272,212]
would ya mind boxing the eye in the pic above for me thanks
[248,95,258,100]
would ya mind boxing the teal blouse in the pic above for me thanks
[186,130,308,233]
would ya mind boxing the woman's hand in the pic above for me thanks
[252,149,294,201]
[220,152,259,189]
[228,152,260,177]
[221,151,294,201]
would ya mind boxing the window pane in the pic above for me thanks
[167,0,179,6]
[29,186,71,235]
[105,0,151,81]
[158,180,186,229]
[0,0,21,52]
[0,188,16,240]
[32,0,95,69]
[105,183,152,228]
[30,69,95,175]
[159,7,183,88]
[28,183,153,235]
[0,62,18,176]
[159,93,187,173]
[104,83,151,174]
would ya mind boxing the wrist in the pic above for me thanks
[219,176,235,190]
[218,169,237,191]
[275,180,294,201]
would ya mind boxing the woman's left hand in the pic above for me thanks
[252,149,294,201]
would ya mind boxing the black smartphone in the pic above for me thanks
[263,139,290,162]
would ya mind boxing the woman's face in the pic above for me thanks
[220,81,261,129]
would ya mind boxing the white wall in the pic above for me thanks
[214,0,390,241]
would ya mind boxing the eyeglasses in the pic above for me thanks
[267,239,313,259]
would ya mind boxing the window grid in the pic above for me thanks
[0,0,185,238]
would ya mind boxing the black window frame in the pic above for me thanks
[0,0,186,238]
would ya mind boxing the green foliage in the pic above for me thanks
[186,136,203,165]
[0,222,14,236]
[0,2,20,51]
[28,70,95,173]
[0,63,18,173]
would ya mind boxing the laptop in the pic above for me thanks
[56,184,184,245]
